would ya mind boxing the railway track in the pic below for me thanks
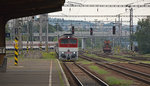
[91,52,150,69]
[93,52,135,62]
[63,62,109,86]
[79,53,107,63]
[129,62,150,68]
[79,54,150,85]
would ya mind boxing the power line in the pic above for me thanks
[63,4,150,7]
[48,15,149,17]
[48,20,130,23]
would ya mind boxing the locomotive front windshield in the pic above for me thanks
[60,39,77,44]
[61,39,68,44]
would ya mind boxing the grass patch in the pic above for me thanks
[137,54,150,58]
[115,55,150,63]
[139,61,150,64]
[88,65,109,74]
[113,55,126,58]
[84,53,118,62]
[101,58,118,62]
[113,54,150,64]
[143,54,150,57]
[77,58,93,64]
[113,55,133,60]
[42,52,57,59]
[106,76,133,86]
[83,53,99,58]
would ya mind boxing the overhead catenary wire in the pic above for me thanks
[48,15,150,17]
[63,4,150,7]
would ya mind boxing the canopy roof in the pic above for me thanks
[0,0,65,20]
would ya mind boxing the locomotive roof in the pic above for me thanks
[59,34,77,39]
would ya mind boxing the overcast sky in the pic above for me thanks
[49,0,150,25]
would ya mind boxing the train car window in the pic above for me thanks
[69,39,77,44]
[60,39,68,44]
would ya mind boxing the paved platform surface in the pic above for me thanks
[0,58,69,86]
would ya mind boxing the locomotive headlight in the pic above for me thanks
[71,52,76,58]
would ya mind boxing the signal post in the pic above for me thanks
[112,23,116,54]
[14,19,19,66]
[90,28,93,52]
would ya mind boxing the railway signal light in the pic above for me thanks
[113,26,116,35]
[90,28,93,35]
[72,26,74,34]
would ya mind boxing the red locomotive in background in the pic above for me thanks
[103,40,112,53]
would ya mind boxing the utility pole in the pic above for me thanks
[90,27,93,50]
[30,16,34,51]
[39,15,43,51]
[112,22,116,54]
[28,17,33,52]
[118,14,121,48]
[18,19,23,54]
[94,19,97,49]
[130,8,133,51]
[27,18,29,53]
[121,18,122,48]
[56,22,59,41]
[91,37,93,49]
[45,14,48,52]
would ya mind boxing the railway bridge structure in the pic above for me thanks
[33,31,129,49]
[33,31,129,38]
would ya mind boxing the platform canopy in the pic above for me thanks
[0,0,65,20]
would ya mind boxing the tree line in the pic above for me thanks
[135,18,150,54]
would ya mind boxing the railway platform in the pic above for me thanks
[0,58,69,86]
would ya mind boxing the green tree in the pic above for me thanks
[135,18,150,54]
[5,24,10,33]
[5,24,11,40]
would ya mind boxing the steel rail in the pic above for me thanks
[129,62,150,68]
[107,63,150,78]
[63,62,83,86]
[79,54,150,85]
[74,63,109,86]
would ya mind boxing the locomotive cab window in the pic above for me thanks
[60,39,68,44]
[69,39,77,44]
[60,39,77,44]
